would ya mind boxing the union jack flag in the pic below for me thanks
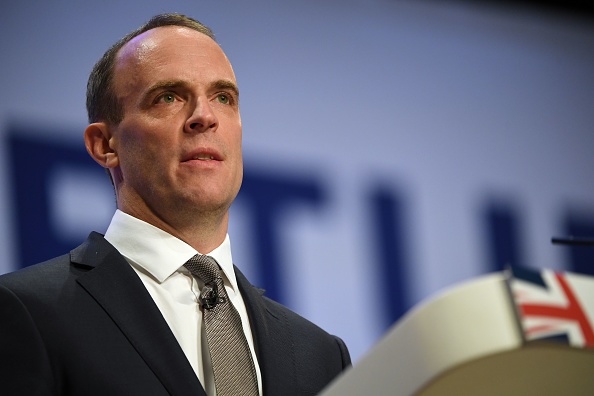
[508,266,594,349]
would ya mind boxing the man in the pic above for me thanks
[0,13,350,396]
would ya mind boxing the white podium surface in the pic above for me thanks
[320,272,594,395]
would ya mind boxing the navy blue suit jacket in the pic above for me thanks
[0,232,350,395]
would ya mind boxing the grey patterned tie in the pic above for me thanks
[184,254,259,396]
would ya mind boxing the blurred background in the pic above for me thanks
[1,0,593,362]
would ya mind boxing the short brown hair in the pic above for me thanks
[86,13,215,124]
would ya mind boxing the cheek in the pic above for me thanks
[223,126,243,187]
[230,123,242,156]
[231,136,243,174]
[233,136,244,189]
[118,126,173,171]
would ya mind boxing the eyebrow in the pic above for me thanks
[142,80,188,102]
[212,79,240,99]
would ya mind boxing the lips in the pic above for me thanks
[182,148,222,162]
[191,153,215,160]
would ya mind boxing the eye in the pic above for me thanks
[159,93,176,104]
[217,93,230,105]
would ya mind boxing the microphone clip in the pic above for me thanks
[199,282,227,310]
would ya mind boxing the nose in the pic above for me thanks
[184,98,218,133]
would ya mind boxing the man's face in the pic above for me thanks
[109,26,243,225]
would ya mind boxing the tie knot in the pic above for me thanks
[184,254,221,284]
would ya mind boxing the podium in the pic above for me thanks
[320,269,594,395]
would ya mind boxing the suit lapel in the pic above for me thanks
[72,232,206,396]
[235,266,300,396]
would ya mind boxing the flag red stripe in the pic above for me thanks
[525,324,558,336]
[520,273,594,347]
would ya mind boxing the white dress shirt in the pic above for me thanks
[104,210,262,396]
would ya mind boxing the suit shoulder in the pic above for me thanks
[261,295,337,339]
[0,232,110,292]
[0,253,73,293]
[260,294,352,372]
[0,249,87,306]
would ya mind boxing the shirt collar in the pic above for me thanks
[104,210,237,289]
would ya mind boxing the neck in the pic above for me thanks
[118,199,230,254]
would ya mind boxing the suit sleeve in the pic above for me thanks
[334,335,351,369]
[0,284,54,395]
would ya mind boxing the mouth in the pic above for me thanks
[191,154,215,161]
[182,149,222,162]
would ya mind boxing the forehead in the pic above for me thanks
[113,26,235,93]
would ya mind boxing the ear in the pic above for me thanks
[84,122,119,169]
